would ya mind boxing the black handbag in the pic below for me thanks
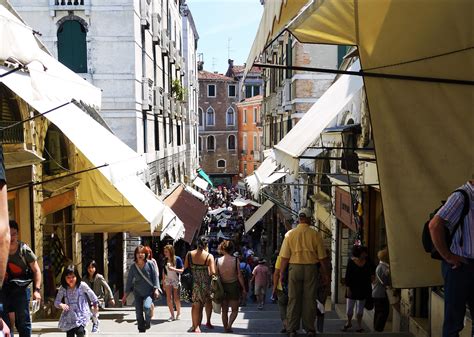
[180,254,193,303]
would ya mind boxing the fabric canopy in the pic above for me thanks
[0,66,166,233]
[197,168,214,188]
[273,60,363,175]
[164,185,208,244]
[231,198,261,207]
[245,200,275,233]
[287,0,473,287]
[244,0,309,78]
[193,176,209,191]
[245,150,280,198]
[184,185,205,202]
[160,204,185,242]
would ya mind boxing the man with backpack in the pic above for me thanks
[4,220,42,337]
[233,252,251,306]
[428,181,473,337]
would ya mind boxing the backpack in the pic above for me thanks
[6,242,34,287]
[240,262,250,292]
[422,189,469,260]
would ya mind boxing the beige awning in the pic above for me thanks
[245,200,275,233]
[287,0,473,287]
[244,0,309,78]
[273,60,362,174]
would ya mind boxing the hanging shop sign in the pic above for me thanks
[335,187,356,231]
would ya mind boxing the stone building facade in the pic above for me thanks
[198,69,238,187]
[236,95,263,178]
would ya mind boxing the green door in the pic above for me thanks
[57,20,87,73]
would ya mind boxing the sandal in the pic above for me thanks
[225,328,234,333]
[341,324,352,332]
[356,328,365,333]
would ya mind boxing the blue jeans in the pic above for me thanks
[4,286,31,337]
[441,260,474,337]
[134,293,153,332]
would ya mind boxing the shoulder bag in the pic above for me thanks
[135,262,161,300]
[180,253,194,303]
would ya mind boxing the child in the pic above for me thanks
[55,264,99,337]
[84,260,115,333]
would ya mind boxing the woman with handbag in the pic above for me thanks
[183,236,215,333]
[215,240,247,333]
[342,245,374,333]
[122,245,160,333]
[84,260,115,333]
[54,265,99,337]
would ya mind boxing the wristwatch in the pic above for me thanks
[34,287,41,292]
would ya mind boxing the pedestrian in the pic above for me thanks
[315,250,332,333]
[251,258,271,310]
[0,144,11,337]
[3,220,42,337]
[372,247,391,332]
[122,245,160,333]
[215,240,247,333]
[429,180,473,337]
[342,245,374,333]
[272,254,288,333]
[83,260,115,333]
[144,246,162,320]
[183,236,215,333]
[54,264,99,337]
[163,244,183,321]
[233,252,251,306]
[279,208,329,337]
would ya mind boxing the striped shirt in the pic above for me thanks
[436,182,473,259]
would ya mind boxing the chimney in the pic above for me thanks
[197,60,204,71]
[225,59,235,78]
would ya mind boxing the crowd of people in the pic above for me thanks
[0,176,471,336]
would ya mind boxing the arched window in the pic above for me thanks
[228,135,236,150]
[226,107,235,126]
[217,159,226,168]
[206,107,215,126]
[207,135,215,151]
[57,20,87,73]
[198,108,203,126]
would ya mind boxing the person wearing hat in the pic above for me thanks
[279,208,329,337]
[251,258,271,310]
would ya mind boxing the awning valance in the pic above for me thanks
[287,0,473,287]
[244,0,309,78]
[244,200,275,233]
[197,168,214,188]
[164,185,208,244]
[273,60,363,174]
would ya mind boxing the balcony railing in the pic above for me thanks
[0,121,24,144]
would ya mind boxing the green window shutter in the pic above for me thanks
[58,20,87,73]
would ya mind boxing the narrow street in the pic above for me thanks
[31,298,412,337]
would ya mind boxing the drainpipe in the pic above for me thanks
[29,185,35,251]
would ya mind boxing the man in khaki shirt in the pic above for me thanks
[279,208,329,337]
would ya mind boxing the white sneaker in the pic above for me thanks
[167,316,175,322]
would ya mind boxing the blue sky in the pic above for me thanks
[187,0,264,74]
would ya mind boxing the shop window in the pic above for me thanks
[44,125,69,176]
[243,109,247,124]
[57,20,87,73]
[0,85,23,144]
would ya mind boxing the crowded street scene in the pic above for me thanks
[0,0,472,337]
